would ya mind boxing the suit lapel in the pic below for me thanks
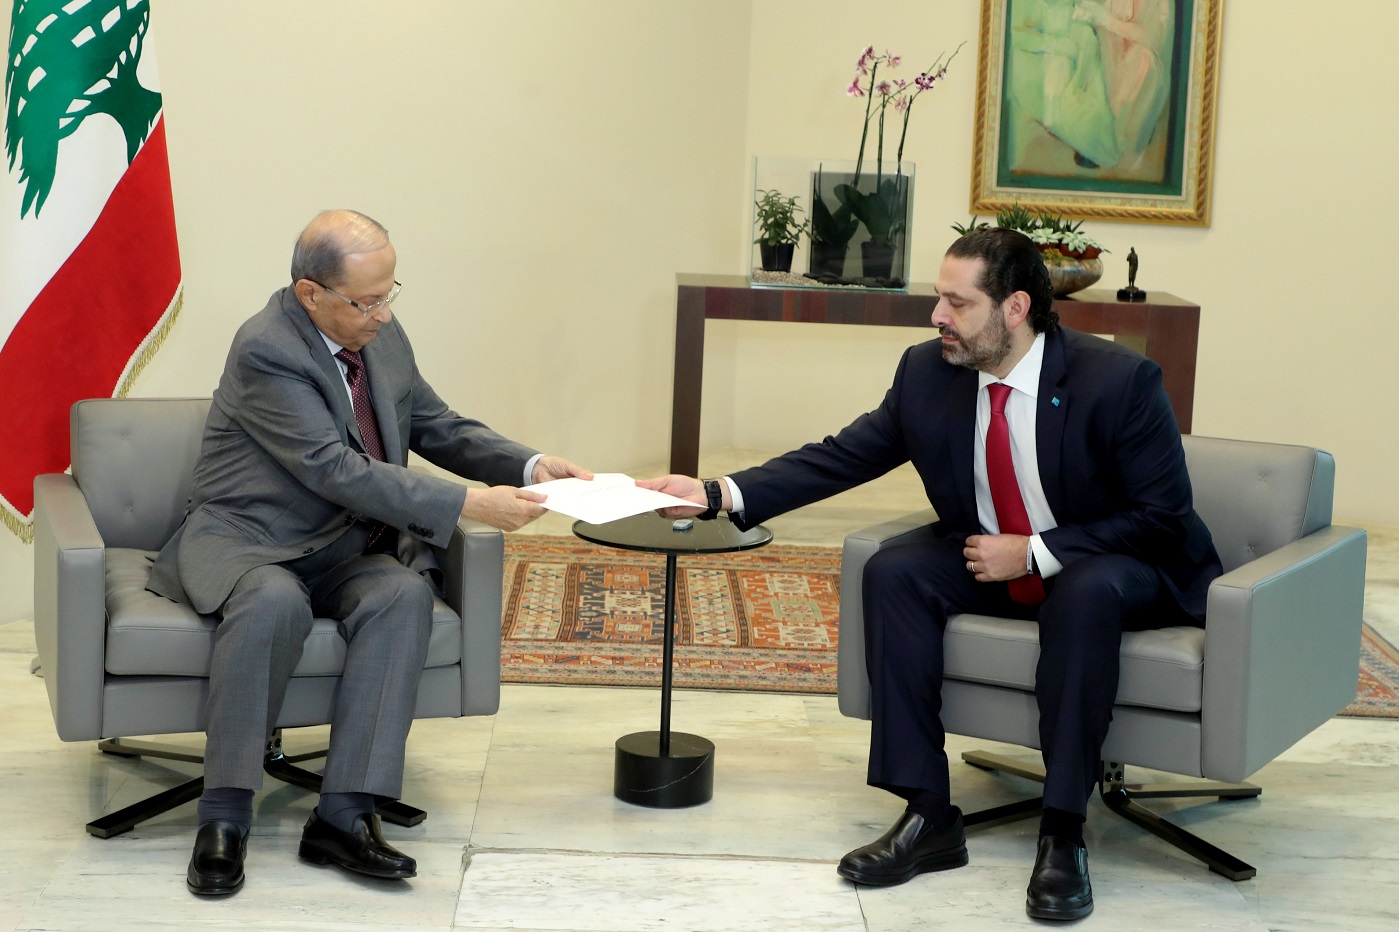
[945,367,980,527]
[279,288,365,451]
[361,335,405,466]
[1036,328,1069,517]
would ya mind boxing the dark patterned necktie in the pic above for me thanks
[986,383,1046,606]
[335,349,386,461]
[335,348,388,548]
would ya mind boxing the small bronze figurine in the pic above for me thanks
[1117,247,1147,302]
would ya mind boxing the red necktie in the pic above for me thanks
[986,383,1046,606]
[335,349,388,548]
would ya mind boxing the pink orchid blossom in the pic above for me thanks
[844,40,964,187]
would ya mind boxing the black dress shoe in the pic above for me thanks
[187,820,247,896]
[299,810,416,880]
[1026,834,1093,921]
[837,809,968,886]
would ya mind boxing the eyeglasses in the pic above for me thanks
[315,280,402,317]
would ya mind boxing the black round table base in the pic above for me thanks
[614,731,715,808]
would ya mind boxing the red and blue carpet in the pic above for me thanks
[501,535,1397,717]
[1345,623,1399,718]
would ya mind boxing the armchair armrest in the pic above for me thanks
[441,518,505,716]
[838,510,939,718]
[1201,524,1368,782]
[32,473,108,741]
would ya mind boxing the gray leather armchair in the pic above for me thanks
[32,397,505,837]
[838,435,1368,879]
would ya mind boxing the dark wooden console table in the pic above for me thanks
[669,273,1200,476]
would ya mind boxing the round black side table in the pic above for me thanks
[572,512,772,808]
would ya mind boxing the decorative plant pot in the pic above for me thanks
[808,160,915,289]
[861,241,896,280]
[1042,254,1104,297]
[809,240,848,278]
[759,242,796,273]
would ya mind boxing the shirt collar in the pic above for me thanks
[319,330,346,357]
[978,331,1045,399]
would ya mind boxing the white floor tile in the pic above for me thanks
[456,852,864,931]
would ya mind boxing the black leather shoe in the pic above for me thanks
[837,809,968,886]
[186,820,247,896]
[298,810,416,880]
[1026,835,1093,920]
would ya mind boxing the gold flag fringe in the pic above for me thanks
[116,286,183,400]
[1,286,184,545]
[2,505,33,544]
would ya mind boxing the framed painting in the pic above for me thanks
[969,0,1224,225]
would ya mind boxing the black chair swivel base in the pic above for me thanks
[86,730,426,839]
[959,750,1260,881]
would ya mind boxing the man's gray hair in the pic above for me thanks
[290,210,389,286]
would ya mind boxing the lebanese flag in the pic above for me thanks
[1,0,181,540]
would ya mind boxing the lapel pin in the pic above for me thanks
[1051,396,1061,407]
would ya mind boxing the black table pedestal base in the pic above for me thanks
[614,731,714,808]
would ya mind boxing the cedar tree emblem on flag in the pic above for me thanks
[2,0,182,540]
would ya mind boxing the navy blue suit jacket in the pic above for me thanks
[729,327,1221,621]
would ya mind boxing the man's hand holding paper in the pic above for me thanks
[521,473,702,525]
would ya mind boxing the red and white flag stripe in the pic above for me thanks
[2,0,181,540]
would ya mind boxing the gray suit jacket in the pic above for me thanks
[148,287,538,614]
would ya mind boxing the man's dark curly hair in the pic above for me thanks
[945,227,1059,333]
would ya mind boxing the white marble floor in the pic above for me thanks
[3,458,1398,931]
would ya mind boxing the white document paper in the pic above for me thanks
[522,473,698,525]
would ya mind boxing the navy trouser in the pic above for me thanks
[862,533,1197,815]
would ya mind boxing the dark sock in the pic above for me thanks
[318,791,376,833]
[196,786,253,836]
[903,790,957,832]
[1039,806,1085,844]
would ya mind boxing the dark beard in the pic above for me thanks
[940,310,1012,372]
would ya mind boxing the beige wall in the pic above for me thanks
[723,0,1399,529]
[0,0,753,623]
[4,0,1397,623]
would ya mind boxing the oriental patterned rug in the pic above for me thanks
[500,535,840,693]
[1341,623,1399,718]
[500,535,1399,716]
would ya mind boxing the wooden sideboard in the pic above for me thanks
[669,273,1200,476]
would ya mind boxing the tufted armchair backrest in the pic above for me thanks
[1183,435,1334,574]
[69,397,212,552]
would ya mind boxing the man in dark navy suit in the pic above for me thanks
[642,228,1221,920]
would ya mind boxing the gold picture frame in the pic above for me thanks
[970,0,1224,225]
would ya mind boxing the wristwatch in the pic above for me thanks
[696,478,723,520]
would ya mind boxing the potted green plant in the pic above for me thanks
[808,165,860,278]
[753,188,810,272]
[953,206,1109,296]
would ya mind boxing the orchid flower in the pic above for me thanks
[846,42,963,183]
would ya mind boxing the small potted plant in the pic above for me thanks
[753,188,810,272]
[953,205,1108,296]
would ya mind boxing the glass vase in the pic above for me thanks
[809,159,914,290]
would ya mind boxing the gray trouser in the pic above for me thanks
[202,524,434,796]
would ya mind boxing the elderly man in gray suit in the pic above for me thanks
[148,209,590,896]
